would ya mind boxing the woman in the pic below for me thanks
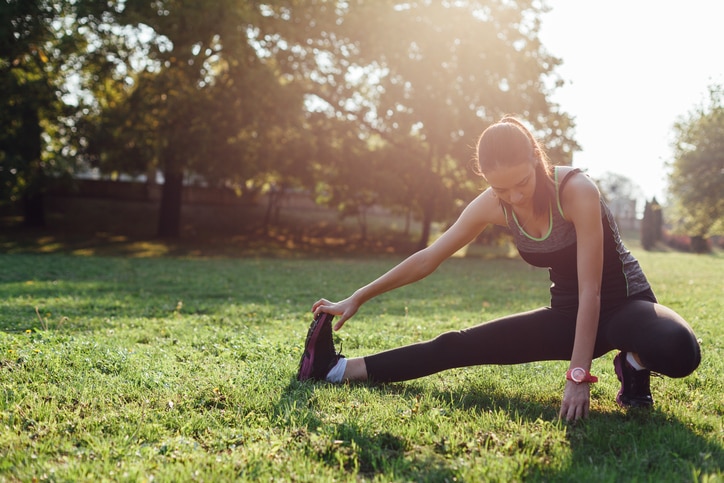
[297,116,701,421]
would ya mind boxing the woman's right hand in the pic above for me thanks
[312,297,360,331]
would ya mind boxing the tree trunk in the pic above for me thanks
[22,191,45,227]
[415,148,438,251]
[690,236,710,253]
[264,184,282,229]
[157,171,184,238]
[416,190,436,251]
[357,206,368,241]
[20,104,45,227]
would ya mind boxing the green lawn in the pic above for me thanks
[0,240,722,482]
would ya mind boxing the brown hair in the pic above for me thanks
[474,116,555,216]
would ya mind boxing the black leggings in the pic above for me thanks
[364,290,701,383]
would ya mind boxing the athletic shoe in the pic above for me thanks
[613,352,654,408]
[297,312,343,381]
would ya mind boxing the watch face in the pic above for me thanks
[571,367,586,382]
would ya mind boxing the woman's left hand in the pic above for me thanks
[559,381,591,421]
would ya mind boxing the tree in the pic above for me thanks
[270,0,579,249]
[76,1,307,238]
[640,197,662,250]
[668,84,724,251]
[1,0,131,226]
[595,171,642,230]
[4,1,579,243]
[0,0,74,225]
[595,172,643,205]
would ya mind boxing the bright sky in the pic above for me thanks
[539,0,724,204]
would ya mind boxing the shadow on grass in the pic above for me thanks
[279,378,724,481]
[538,407,724,481]
[275,381,459,481]
[0,235,530,335]
[0,200,421,259]
[0,223,379,259]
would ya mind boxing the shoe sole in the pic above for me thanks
[297,312,334,381]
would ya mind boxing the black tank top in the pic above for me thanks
[503,167,650,310]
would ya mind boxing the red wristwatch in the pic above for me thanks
[566,367,598,384]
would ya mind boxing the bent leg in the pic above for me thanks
[364,307,578,383]
[598,300,701,378]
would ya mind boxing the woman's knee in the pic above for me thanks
[665,325,701,377]
[643,317,701,378]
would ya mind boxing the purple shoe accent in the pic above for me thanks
[297,312,342,381]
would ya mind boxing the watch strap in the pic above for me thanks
[566,367,598,384]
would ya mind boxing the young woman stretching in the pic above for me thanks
[297,116,701,421]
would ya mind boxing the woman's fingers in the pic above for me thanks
[311,299,333,315]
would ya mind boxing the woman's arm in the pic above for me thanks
[558,171,604,420]
[313,189,504,331]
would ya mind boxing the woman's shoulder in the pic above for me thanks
[556,167,601,219]
[555,165,583,179]
[476,186,507,212]
[460,188,508,227]
[556,166,599,193]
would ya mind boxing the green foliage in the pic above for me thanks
[0,0,57,210]
[3,1,582,242]
[640,198,663,251]
[265,1,580,248]
[0,0,114,224]
[668,84,724,238]
[0,246,721,481]
[69,1,310,237]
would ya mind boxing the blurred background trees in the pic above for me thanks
[2,0,577,242]
[667,84,723,252]
[0,0,92,226]
[2,1,720,250]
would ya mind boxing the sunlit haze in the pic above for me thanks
[539,0,724,204]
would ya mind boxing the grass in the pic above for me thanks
[0,220,722,481]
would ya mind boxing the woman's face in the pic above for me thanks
[483,162,537,208]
